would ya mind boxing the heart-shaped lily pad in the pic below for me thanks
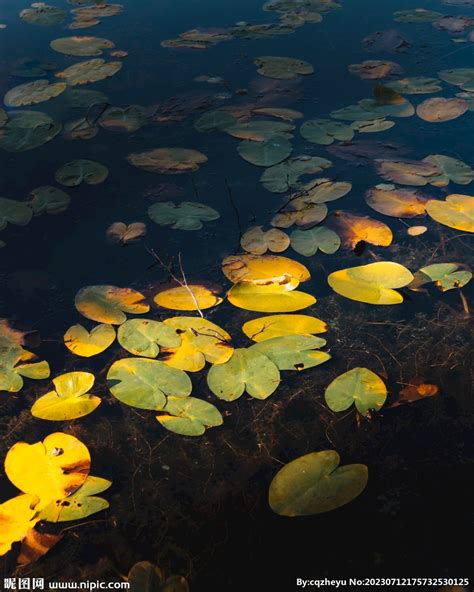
[268,450,368,516]
[148,201,220,230]
[0,348,50,393]
[227,281,316,312]
[55,159,108,187]
[107,358,192,410]
[411,263,472,292]
[237,135,293,167]
[365,185,428,218]
[250,335,330,371]
[4,80,66,107]
[117,318,181,358]
[64,324,116,357]
[260,155,332,193]
[255,56,314,80]
[127,148,208,174]
[31,371,101,420]
[98,105,147,133]
[50,36,115,56]
[222,254,310,284]
[0,110,62,152]
[153,283,223,311]
[426,194,473,232]
[20,4,66,26]
[156,396,223,436]
[240,226,290,255]
[242,314,327,342]
[75,285,149,325]
[290,226,340,256]
[0,198,33,229]
[300,118,354,145]
[28,186,71,215]
[194,110,236,133]
[327,211,393,249]
[385,77,442,94]
[55,59,122,86]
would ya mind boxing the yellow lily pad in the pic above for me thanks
[228,281,316,312]
[75,285,149,325]
[242,314,327,342]
[222,254,310,284]
[64,323,116,357]
[426,194,474,232]
[153,283,223,311]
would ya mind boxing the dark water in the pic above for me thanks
[0,0,473,590]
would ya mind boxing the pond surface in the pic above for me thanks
[0,0,473,589]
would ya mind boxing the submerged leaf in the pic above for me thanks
[148,201,219,230]
[127,148,207,174]
[255,56,314,80]
[0,198,33,229]
[55,159,108,187]
[28,186,71,215]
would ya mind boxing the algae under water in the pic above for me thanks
[0,0,473,589]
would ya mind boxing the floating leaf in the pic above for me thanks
[328,261,414,305]
[0,494,40,556]
[240,226,289,255]
[28,186,70,215]
[327,211,393,248]
[260,155,332,193]
[222,254,310,284]
[64,323,116,357]
[291,178,352,205]
[426,194,473,232]
[161,317,233,372]
[71,4,123,18]
[75,285,149,325]
[385,77,442,94]
[394,9,443,22]
[20,4,66,26]
[438,68,474,91]
[227,281,316,312]
[148,201,219,230]
[242,314,327,342]
[56,59,122,86]
[255,56,314,80]
[50,36,115,56]
[5,433,90,504]
[362,29,410,53]
[290,226,340,256]
[411,263,472,291]
[153,283,223,311]
[156,396,223,436]
[300,118,353,145]
[271,203,328,229]
[207,348,280,401]
[0,349,50,393]
[107,358,192,410]
[250,335,330,371]
[416,97,468,122]
[433,15,474,33]
[38,475,111,522]
[194,110,236,132]
[423,155,474,186]
[128,148,208,174]
[0,198,33,229]
[106,222,147,244]
[4,80,66,107]
[365,185,428,217]
[325,367,387,414]
[0,110,61,152]
[348,60,403,80]
[253,107,303,121]
[31,371,101,420]
[66,88,108,108]
[55,159,108,187]
[237,136,292,167]
[117,319,181,358]
[98,105,147,133]
[226,120,294,142]
[269,451,368,516]
[375,158,441,186]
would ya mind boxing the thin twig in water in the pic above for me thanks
[459,289,470,318]
[224,178,243,246]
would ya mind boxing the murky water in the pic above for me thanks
[0,0,473,589]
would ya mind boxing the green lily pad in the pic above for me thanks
[75,285,149,325]
[50,36,115,56]
[438,68,474,92]
[325,367,387,415]
[250,334,330,370]
[127,147,208,174]
[31,371,101,420]
[237,135,292,167]
[225,120,294,142]
[413,263,472,291]
[71,4,123,18]
[148,201,220,230]
[20,4,66,26]
[207,348,280,401]
[4,80,66,107]
[385,77,442,94]
[107,357,192,410]
[423,155,474,186]
[393,9,443,22]
[156,396,223,436]
[117,318,181,358]
[0,198,33,229]
[27,186,71,215]
[98,105,147,133]
[260,155,332,193]
[55,159,109,187]
[0,348,50,393]
[0,110,61,152]
[300,118,354,145]
[271,203,328,229]
[194,110,236,133]
[55,58,122,86]
[290,226,340,256]
[268,450,368,516]
[351,119,395,133]
[255,56,314,80]
[38,475,111,522]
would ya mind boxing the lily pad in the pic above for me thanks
[117,318,181,358]
[241,226,290,255]
[207,348,280,401]
[290,226,340,256]
[416,97,468,122]
[156,396,223,436]
[4,80,66,107]
[348,60,403,80]
[350,119,395,133]
[55,59,122,86]
[327,211,393,248]
[250,334,330,370]
[271,203,328,229]
[66,88,108,108]
[50,36,115,56]
[411,263,472,291]
[221,254,310,284]
[227,281,316,312]
[71,4,123,18]
[255,56,314,79]
[362,29,411,53]
[161,317,233,372]
[438,68,474,91]
[300,118,354,145]
[64,323,116,357]
[325,367,387,415]
[423,155,474,186]
[194,110,236,132]
[252,107,303,121]
[385,77,442,94]
[242,314,327,342]
[327,261,414,304]
[237,135,293,167]
[107,358,192,410]
[0,110,61,152]
[148,201,220,230]
[365,185,428,217]
[0,348,50,393]
[98,105,147,133]
[75,285,149,325]
[106,222,146,244]
[27,186,71,215]
[375,158,441,186]
[55,159,108,187]
[393,9,443,23]
[20,4,66,26]
[31,371,101,420]
[268,450,368,516]
[153,283,223,311]
[226,120,294,141]
[127,148,208,174]
[426,194,474,232]
[260,155,332,193]
[0,198,33,229]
